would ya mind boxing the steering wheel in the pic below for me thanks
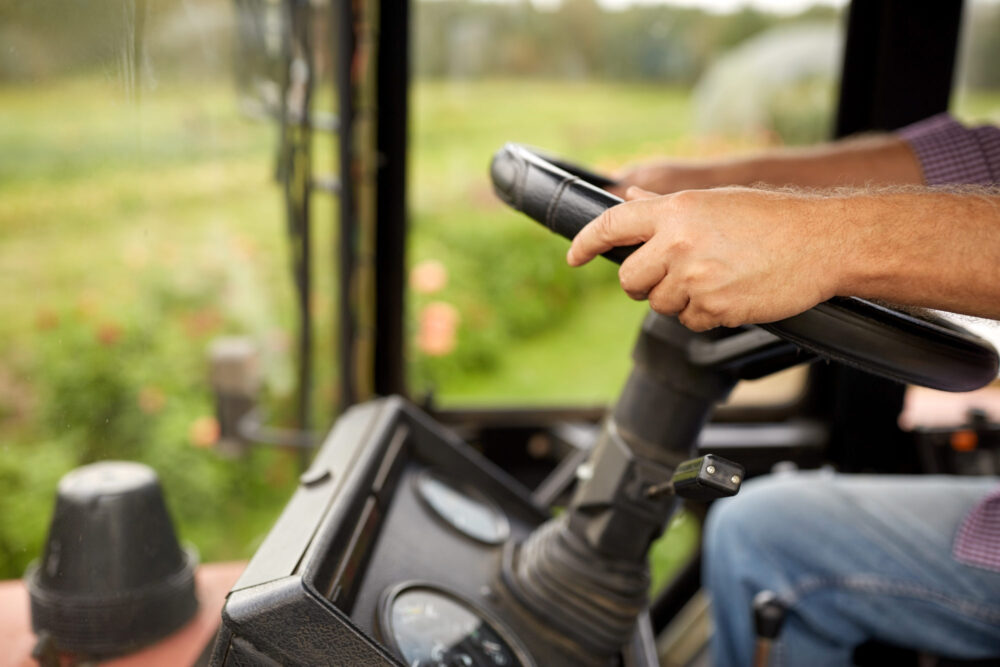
[490,143,999,392]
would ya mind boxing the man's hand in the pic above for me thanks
[567,186,843,331]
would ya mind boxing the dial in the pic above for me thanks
[415,470,510,545]
[380,585,531,667]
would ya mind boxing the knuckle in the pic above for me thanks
[680,261,712,289]
[681,312,712,332]
[668,188,701,212]
[649,288,679,314]
[699,296,725,318]
[648,290,668,312]
[668,238,693,257]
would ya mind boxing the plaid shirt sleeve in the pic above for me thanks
[898,113,1000,571]
[897,112,1000,186]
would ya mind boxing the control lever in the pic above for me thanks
[645,454,745,501]
[753,590,788,667]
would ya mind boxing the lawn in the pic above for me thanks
[7,73,991,583]
[0,75,715,580]
[0,69,997,579]
[407,78,773,404]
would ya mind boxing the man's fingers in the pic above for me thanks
[678,306,717,332]
[618,240,670,300]
[646,275,689,317]
[625,186,658,201]
[566,199,658,267]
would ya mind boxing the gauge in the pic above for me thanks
[415,470,510,545]
[378,583,534,667]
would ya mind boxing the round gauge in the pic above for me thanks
[379,583,534,667]
[415,470,510,545]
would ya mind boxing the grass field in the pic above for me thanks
[3,73,996,582]
[0,75,719,579]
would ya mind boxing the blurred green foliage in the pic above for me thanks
[414,0,840,83]
[1,291,298,579]
[768,77,837,146]
[0,71,301,578]
[0,74,702,579]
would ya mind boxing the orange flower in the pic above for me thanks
[35,309,59,331]
[182,307,223,339]
[417,301,460,356]
[231,235,259,260]
[96,321,123,346]
[409,260,448,295]
[138,386,167,415]
[189,416,220,448]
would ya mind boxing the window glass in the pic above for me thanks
[0,0,301,580]
[408,0,846,406]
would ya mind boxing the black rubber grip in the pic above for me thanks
[491,143,638,264]
[490,143,1000,392]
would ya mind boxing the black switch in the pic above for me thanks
[670,454,744,501]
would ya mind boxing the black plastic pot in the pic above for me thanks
[25,461,198,656]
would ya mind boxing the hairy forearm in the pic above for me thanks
[828,189,1000,318]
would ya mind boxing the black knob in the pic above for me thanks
[753,590,787,640]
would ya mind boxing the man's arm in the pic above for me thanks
[567,185,1000,332]
[613,134,925,194]
[614,113,1000,194]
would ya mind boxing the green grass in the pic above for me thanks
[437,285,648,404]
[0,76,298,577]
[8,74,992,582]
[406,79,758,404]
[0,75,713,579]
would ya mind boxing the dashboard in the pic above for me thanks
[210,397,656,666]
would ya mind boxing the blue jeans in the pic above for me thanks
[703,471,1000,666]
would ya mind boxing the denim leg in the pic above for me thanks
[703,471,1000,667]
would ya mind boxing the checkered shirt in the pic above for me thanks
[899,113,1000,571]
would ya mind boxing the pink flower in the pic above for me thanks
[417,302,460,356]
[409,260,449,294]
[189,416,220,448]
[35,309,59,331]
[96,321,123,346]
[138,386,167,415]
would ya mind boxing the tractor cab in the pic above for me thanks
[3,1,1000,666]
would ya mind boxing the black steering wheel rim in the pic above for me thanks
[490,143,999,392]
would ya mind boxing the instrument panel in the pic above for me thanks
[211,398,657,667]
[415,470,510,546]
[378,583,533,667]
